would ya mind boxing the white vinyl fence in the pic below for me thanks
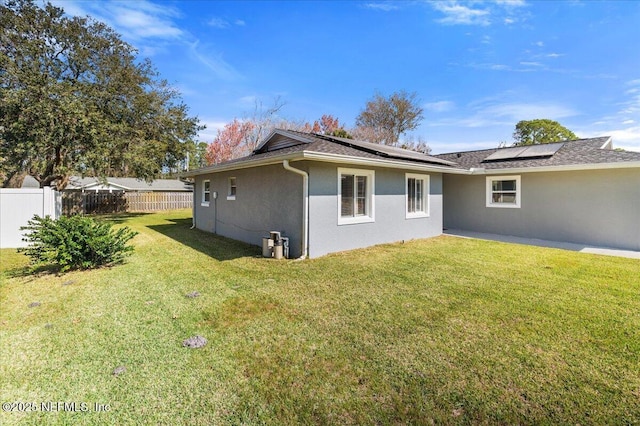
[0,187,62,248]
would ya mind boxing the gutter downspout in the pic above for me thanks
[282,160,309,259]
[190,180,196,229]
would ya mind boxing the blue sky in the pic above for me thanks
[53,0,640,154]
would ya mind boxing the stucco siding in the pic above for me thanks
[443,168,640,251]
[194,164,305,257]
[307,162,443,258]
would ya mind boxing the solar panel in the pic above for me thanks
[483,142,565,162]
[483,146,528,161]
[329,135,458,166]
[517,142,564,158]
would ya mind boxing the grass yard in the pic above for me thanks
[1,210,639,425]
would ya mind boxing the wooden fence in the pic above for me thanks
[62,191,192,215]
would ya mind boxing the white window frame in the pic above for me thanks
[405,173,430,219]
[337,168,375,225]
[227,177,236,201]
[201,179,210,206]
[486,175,521,208]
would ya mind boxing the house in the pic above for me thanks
[20,175,193,192]
[183,130,640,258]
[183,129,465,258]
[64,176,193,193]
[435,137,640,251]
[60,177,193,214]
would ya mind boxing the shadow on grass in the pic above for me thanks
[147,218,260,262]
[4,263,62,279]
[95,212,152,224]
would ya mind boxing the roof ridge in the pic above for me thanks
[436,136,611,157]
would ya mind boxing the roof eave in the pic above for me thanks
[181,151,304,177]
[470,160,640,175]
[300,151,469,174]
[252,128,314,153]
[181,150,470,177]
[80,181,131,190]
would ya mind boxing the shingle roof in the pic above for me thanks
[434,137,640,170]
[200,129,459,171]
[66,177,192,191]
[185,132,640,178]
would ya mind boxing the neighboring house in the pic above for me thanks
[435,137,640,251]
[183,129,464,258]
[184,130,640,258]
[64,177,193,193]
[59,177,192,214]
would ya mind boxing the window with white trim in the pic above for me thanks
[338,168,375,225]
[486,175,521,208]
[227,177,236,200]
[201,180,210,206]
[406,173,429,218]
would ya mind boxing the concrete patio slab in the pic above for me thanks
[444,229,640,260]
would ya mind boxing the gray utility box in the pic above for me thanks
[262,231,289,259]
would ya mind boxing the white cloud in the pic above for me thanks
[208,17,246,28]
[208,17,230,29]
[480,102,577,121]
[111,5,183,39]
[364,3,399,11]
[51,0,183,40]
[578,126,640,152]
[546,53,564,58]
[431,0,527,26]
[519,61,542,67]
[197,119,228,142]
[494,0,527,6]
[534,41,544,47]
[237,96,259,107]
[433,2,490,26]
[188,41,241,80]
[424,101,456,113]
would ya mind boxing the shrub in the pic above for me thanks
[19,215,138,272]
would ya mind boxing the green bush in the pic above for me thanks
[19,215,138,271]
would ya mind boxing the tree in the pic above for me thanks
[205,120,255,165]
[399,135,431,155]
[204,111,351,165]
[354,90,424,145]
[512,119,577,146]
[0,0,202,188]
[187,141,209,170]
[242,97,286,152]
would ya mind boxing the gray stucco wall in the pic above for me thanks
[443,168,640,251]
[194,164,305,257]
[307,162,443,258]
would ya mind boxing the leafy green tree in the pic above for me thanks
[0,0,202,188]
[354,90,424,145]
[512,119,577,146]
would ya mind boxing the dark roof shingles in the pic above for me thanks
[435,137,640,170]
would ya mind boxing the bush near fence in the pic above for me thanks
[62,191,192,215]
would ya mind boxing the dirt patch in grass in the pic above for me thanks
[215,296,286,329]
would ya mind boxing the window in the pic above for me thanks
[227,177,236,200]
[201,180,210,206]
[338,168,374,225]
[406,173,429,218]
[486,175,521,208]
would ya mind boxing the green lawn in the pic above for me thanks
[1,210,639,425]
